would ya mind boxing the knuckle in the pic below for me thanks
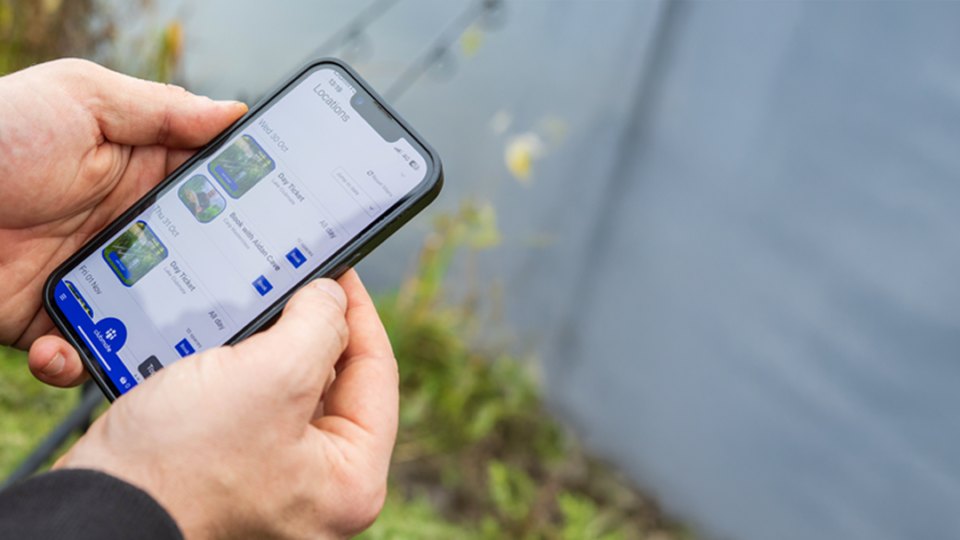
[156,84,189,145]
[52,57,96,74]
[345,482,387,533]
[367,483,388,519]
[164,82,188,94]
[46,58,99,88]
[163,82,191,102]
[157,103,174,145]
[162,82,192,105]
[371,355,399,387]
[363,484,389,526]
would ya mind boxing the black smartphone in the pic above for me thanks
[42,59,442,401]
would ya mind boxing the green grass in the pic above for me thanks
[0,347,79,476]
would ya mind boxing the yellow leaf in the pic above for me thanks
[460,25,484,58]
[504,132,544,183]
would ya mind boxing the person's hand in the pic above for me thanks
[0,59,247,387]
[53,269,399,540]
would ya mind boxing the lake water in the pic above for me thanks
[155,1,960,539]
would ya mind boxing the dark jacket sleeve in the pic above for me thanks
[0,469,183,540]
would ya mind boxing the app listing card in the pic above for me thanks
[209,135,276,198]
[102,221,168,287]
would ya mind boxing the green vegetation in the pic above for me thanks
[0,0,112,75]
[353,202,692,539]
[0,0,182,81]
[0,347,77,475]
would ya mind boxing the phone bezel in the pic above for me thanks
[42,58,443,401]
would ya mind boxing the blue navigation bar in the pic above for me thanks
[54,280,137,395]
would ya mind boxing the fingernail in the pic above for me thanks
[311,279,347,311]
[215,99,246,109]
[40,353,66,377]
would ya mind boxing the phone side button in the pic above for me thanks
[329,252,365,280]
[329,265,351,280]
[347,252,366,267]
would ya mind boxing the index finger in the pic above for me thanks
[316,270,398,451]
[52,59,248,147]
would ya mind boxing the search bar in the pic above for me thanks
[331,167,380,217]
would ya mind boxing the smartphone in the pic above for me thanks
[43,59,442,401]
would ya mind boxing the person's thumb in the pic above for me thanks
[28,333,90,388]
[45,58,247,147]
[232,279,349,412]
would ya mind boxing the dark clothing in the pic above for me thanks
[0,469,182,540]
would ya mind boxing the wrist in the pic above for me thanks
[54,441,225,540]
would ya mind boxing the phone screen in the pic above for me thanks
[50,64,433,395]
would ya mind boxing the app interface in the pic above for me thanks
[54,67,429,394]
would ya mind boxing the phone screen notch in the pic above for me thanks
[351,90,402,143]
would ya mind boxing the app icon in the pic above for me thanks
[102,221,168,287]
[208,135,275,198]
[286,247,307,269]
[175,338,196,358]
[92,317,127,353]
[138,356,164,379]
[253,275,273,296]
[178,174,227,223]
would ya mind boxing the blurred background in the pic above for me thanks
[3,1,960,539]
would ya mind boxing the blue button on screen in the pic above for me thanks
[175,338,196,357]
[214,164,239,191]
[253,275,273,296]
[108,251,130,279]
[286,247,307,269]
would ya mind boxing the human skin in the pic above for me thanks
[0,59,399,539]
[0,58,245,385]
[56,272,399,539]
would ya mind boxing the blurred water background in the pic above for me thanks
[133,1,960,539]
